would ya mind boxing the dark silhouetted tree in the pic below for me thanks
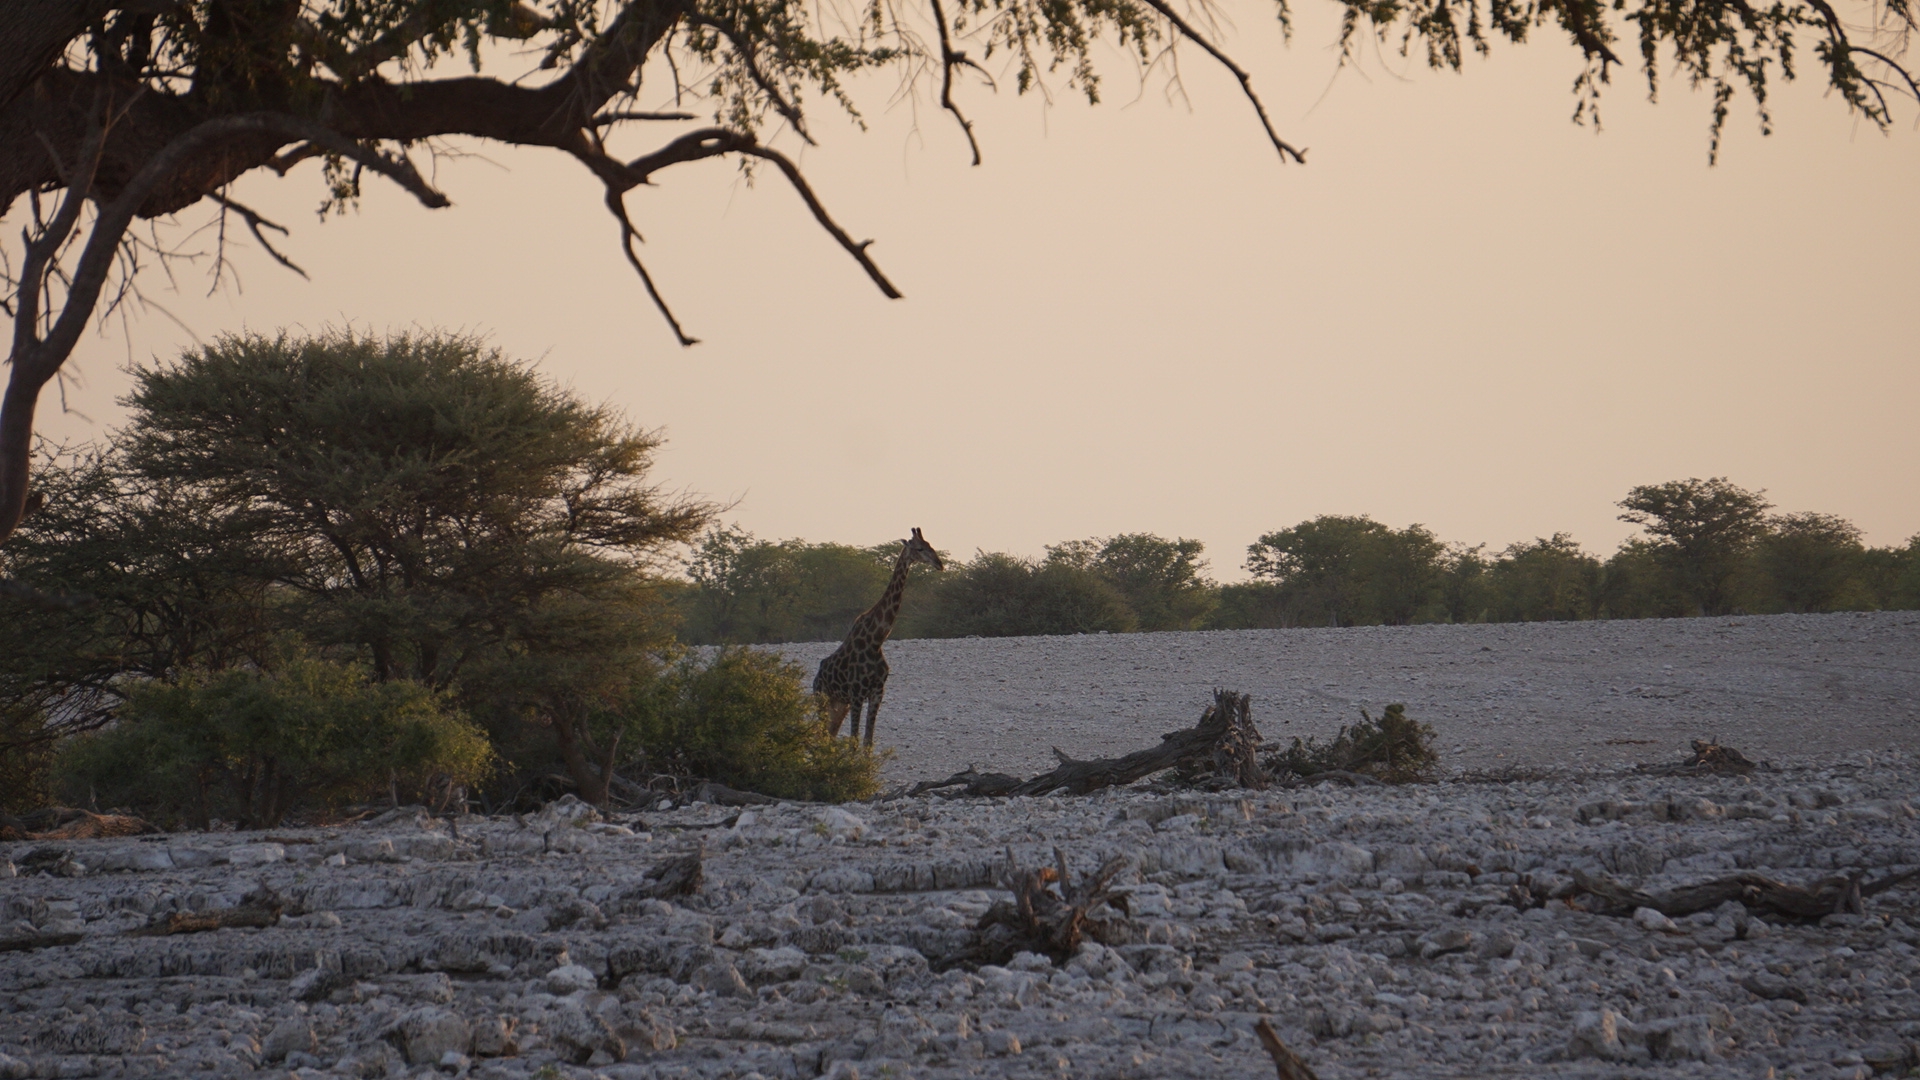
[1754,512,1868,613]
[1486,534,1604,622]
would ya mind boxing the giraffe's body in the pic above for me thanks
[814,528,943,746]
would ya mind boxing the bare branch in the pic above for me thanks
[1852,46,1920,101]
[1133,0,1308,163]
[622,127,754,182]
[590,110,699,125]
[286,123,449,209]
[604,189,698,346]
[12,129,105,366]
[738,145,903,298]
[560,125,901,343]
[929,0,983,165]
[208,193,308,279]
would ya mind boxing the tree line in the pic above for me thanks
[672,480,1920,644]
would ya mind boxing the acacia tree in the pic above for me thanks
[3,0,1917,551]
[119,329,713,802]
[1046,533,1218,631]
[1618,476,1772,616]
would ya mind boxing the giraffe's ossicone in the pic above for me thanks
[814,527,943,747]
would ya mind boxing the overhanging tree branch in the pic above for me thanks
[1137,0,1309,163]
[930,0,986,165]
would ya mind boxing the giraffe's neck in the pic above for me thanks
[850,548,915,648]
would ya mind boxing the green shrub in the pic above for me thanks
[1267,703,1438,783]
[55,657,492,828]
[630,647,879,802]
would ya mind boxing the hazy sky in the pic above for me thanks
[29,6,1920,579]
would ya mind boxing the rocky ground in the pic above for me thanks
[4,755,1919,1079]
[4,611,1919,1079]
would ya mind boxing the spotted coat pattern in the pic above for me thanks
[814,528,943,746]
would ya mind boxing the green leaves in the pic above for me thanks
[56,656,491,828]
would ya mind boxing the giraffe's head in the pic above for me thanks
[901,527,944,571]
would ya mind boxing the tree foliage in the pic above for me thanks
[1753,511,1868,614]
[670,488,1917,641]
[2,329,731,809]
[678,526,908,644]
[1046,533,1217,631]
[55,655,491,829]
[1244,515,1445,626]
[3,0,1915,550]
[904,551,1138,637]
[1617,476,1772,616]
[627,647,880,801]
[1483,533,1604,622]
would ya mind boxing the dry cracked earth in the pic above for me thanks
[3,611,1919,1080]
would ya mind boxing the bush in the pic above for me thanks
[55,657,492,828]
[1266,703,1438,783]
[629,647,879,802]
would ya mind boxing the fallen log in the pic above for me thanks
[936,848,1129,969]
[1571,866,1920,922]
[1010,690,1262,797]
[902,768,1023,799]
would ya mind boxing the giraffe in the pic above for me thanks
[814,528,944,746]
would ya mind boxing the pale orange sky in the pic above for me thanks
[25,6,1920,578]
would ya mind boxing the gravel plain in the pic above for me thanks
[2,611,1918,1080]
[773,610,1920,782]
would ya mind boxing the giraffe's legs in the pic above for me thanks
[826,698,851,739]
[862,690,884,748]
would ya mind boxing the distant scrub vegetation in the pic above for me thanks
[2,331,1912,820]
[673,478,1920,645]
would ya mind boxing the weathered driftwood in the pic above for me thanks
[1210,692,1267,789]
[1008,690,1264,797]
[937,848,1129,969]
[1637,738,1763,777]
[902,768,1023,799]
[1254,1019,1320,1080]
[1571,866,1920,922]
[0,807,160,842]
